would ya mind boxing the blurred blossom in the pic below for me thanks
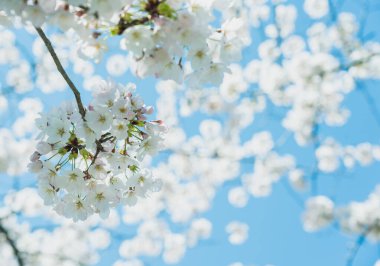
[226,221,249,245]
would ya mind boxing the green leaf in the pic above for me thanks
[58,147,68,155]
[69,152,78,160]
[157,2,176,19]
[110,26,120,36]
[139,1,148,11]
[129,165,139,173]
[69,133,76,142]
[122,12,133,22]
[135,120,145,127]
[80,149,90,159]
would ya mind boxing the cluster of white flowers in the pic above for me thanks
[0,27,34,94]
[120,1,249,86]
[281,53,353,145]
[288,169,308,192]
[28,81,165,221]
[241,8,380,146]
[174,64,265,122]
[115,218,212,265]
[0,129,35,176]
[242,151,295,197]
[0,188,113,266]
[302,196,335,232]
[303,186,380,242]
[0,98,42,176]
[228,186,249,208]
[303,0,329,19]
[338,185,380,241]
[1,0,380,264]
[315,138,342,173]
[0,0,250,86]
[348,41,380,79]
[316,139,380,173]
[226,221,249,245]
[114,94,244,263]
[242,132,296,197]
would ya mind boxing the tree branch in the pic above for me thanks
[310,124,321,196]
[358,82,380,129]
[281,180,304,208]
[115,0,163,35]
[346,227,370,266]
[35,27,86,119]
[0,222,24,266]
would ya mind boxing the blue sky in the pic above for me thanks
[2,0,380,266]
[129,1,380,265]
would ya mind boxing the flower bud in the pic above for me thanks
[30,151,41,162]
[28,160,43,173]
[36,141,53,155]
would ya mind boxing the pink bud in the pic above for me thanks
[137,114,146,121]
[145,106,154,114]
[152,120,163,125]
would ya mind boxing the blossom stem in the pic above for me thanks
[88,140,103,169]
[358,83,380,129]
[116,0,163,35]
[281,180,304,208]
[346,228,370,266]
[35,27,86,120]
[0,222,24,266]
[310,124,321,196]
[44,152,59,162]
[130,132,143,141]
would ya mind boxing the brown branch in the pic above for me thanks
[116,0,163,35]
[89,140,104,167]
[0,223,24,266]
[35,27,86,119]
[87,134,115,168]
[117,17,151,35]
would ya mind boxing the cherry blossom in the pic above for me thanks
[29,80,165,221]
[0,0,380,265]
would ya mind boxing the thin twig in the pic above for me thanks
[0,222,24,266]
[281,180,304,208]
[310,124,321,196]
[35,27,86,119]
[328,0,337,23]
[116,0,163,35]
[358,83,380,129]
[346,228,370,266]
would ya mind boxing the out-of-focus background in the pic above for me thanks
[1,0,380,266]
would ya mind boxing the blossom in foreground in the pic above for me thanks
[0,0,248,86]
[29,81,165,221]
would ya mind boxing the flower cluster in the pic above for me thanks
[28,81,165,221]
[0,188,113,266]
[118,1,247,85]
[0,0,248,86]
[302,196,335,232]
[242,132,296,197]
[225,221,249,245]
[316,139,380,173]
[116,218,212,265]
[302,186,380,241]
[1,0,380,264]
[338,185,380,241]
